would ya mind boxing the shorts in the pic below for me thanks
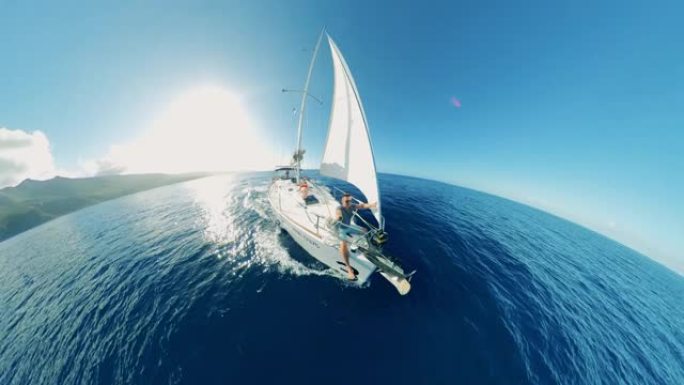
[338,224,365,242]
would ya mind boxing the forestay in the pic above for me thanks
[320,35,382,226]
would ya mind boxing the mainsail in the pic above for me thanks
[320,35,382,225]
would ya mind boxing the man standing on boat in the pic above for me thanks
[335,193,377,280]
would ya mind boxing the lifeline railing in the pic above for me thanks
[326,184,387,248]
[329,185,384,232]
[297,178,384,246]
[306,179,334,219]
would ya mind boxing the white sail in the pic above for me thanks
[320,35,382,225]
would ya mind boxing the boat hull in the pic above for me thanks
[268,180,377,284]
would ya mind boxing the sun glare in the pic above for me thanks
[107,86,274,174]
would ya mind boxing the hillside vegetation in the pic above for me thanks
[0,173,209,242]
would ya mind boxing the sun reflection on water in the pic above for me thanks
[187,174,335,278]
[189,175,237,249]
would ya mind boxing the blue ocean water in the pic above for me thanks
[0,173,682,385]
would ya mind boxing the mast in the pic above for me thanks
[294,29,325,183]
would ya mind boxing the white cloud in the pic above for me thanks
[78,158,126,177]
[2,86,277,187]
[0,127,56,188]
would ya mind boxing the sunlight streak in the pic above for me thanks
[101,85,275,174]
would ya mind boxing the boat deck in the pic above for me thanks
[268,178,377,281]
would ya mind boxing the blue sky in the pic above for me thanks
[0,0,682,273]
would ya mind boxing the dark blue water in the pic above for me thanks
[1,174,682,385]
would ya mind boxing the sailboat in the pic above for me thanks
[268,31,414,295]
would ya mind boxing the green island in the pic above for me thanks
[0,173,209,242]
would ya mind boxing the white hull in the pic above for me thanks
[268,179,377,284]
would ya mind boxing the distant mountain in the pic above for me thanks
[0,173,210,242]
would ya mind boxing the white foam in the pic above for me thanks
[197,178,335,278]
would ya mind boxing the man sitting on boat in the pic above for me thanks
[335,193,377,280]
[298,179,309,199]
[298,178,319,205]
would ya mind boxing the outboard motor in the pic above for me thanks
[370,229,389,247]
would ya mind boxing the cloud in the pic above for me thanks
[78,158,127,177]
[0,127,56,188]
[2,86,276,186]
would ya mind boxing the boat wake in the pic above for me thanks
[191,176,335,279]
